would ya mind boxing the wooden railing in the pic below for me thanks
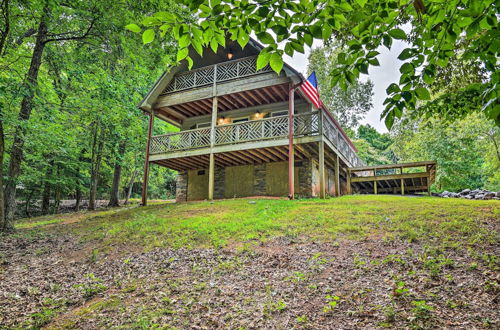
[321,112,364,167]
[161,56,274,95]
[149,127,211,154]
[149,111,364,167]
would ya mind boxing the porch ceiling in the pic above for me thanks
[152,144,311,172]
[155,83,298,121]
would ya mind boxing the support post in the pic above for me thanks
[288,85,295,199]
[319,141,326,199]
[334,154,340,197]
[318,110,326,198]
[208,96,218,200]
[141,110,154,206]
[346,168,352,195]
[400,167,404,195]
[373,169,377,194]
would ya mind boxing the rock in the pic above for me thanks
[496,191,500,197]
[460,189,471,195]
[475,194,484,200]
[484,192,495,200]
[248,201,256,204]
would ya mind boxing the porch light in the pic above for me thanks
[227,46,233,60]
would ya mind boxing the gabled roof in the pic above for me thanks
[138,36,303,112]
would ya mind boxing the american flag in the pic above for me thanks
[300,72,321,109]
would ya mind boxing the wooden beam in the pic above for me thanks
[238,91,256,107]
[334,154,340,197]
[255,148,279,162]
[351,172,430,183]
[246,148,270,162]
[319,140,326,199]
[208,96,218,200]
[350,161,437,172]
[244,90,262,105]
[346,169,352,195]
[288,85,295,199]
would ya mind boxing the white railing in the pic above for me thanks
[149,110,364,167]
[161,56,274,94]
[215,115,289,145]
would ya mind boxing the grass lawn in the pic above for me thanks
[1,195,498,328]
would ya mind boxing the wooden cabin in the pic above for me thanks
[138,37,365,203]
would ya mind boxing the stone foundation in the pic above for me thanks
[175,157,344,201]
[176,171,188,202]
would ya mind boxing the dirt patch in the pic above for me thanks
[1,229,498,329]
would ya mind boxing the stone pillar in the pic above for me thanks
[214,166,225,199]
[298,159,313,197]
[176,171,188,202]
[254,163,266,196]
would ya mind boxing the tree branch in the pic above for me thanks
[43,17,96,44]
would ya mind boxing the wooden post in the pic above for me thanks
[400,167,404,195]
[318,110,325,198]
[346,168,352,195]
[141,110,154,206]
[208,96,218,200]
[288,85,295,199]
[319,141,326,199]
[373,169,377,194]
[334,154,340,197]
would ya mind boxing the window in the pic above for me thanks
[232,117,249,123]
[196,122,211,128]
[271,110,288,117]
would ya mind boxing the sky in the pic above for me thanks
[284,40,407,133]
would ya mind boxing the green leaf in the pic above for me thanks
[386,83,400,94]
[186,56,194,69]
[385,110,394,129]
[256,51,271,70]
[388,28,407,40]
[399,62,413,74]
[310,25,323,39]
[142,29,155,44]
[415,87,431,100]
[192,39,203,56]
[269,52,284,73]
[210,38,219,53]
[177,48,189,62]
[257,32,274,44]
[398,48,413,60]
[125,24,141,33]
[355,0,367,8]
[304,33,313,47]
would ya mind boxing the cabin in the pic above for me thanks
[138,37,435,203]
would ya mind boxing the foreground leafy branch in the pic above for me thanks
[128,0,499,128]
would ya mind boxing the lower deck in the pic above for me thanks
[348,161,437,195]
[152,141,349,201]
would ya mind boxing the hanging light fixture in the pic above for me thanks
[227,46,233,60]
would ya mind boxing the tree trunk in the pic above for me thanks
[41,160,53,214]
[124,167,138,205]
[0,119,9,231]
[24,189,34,218]
[4,6,49,222]
[108,141,126,207]
[74,149,85,211]
[89,131,104,211]
[52,165,60,214]
[0,0,10,57]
